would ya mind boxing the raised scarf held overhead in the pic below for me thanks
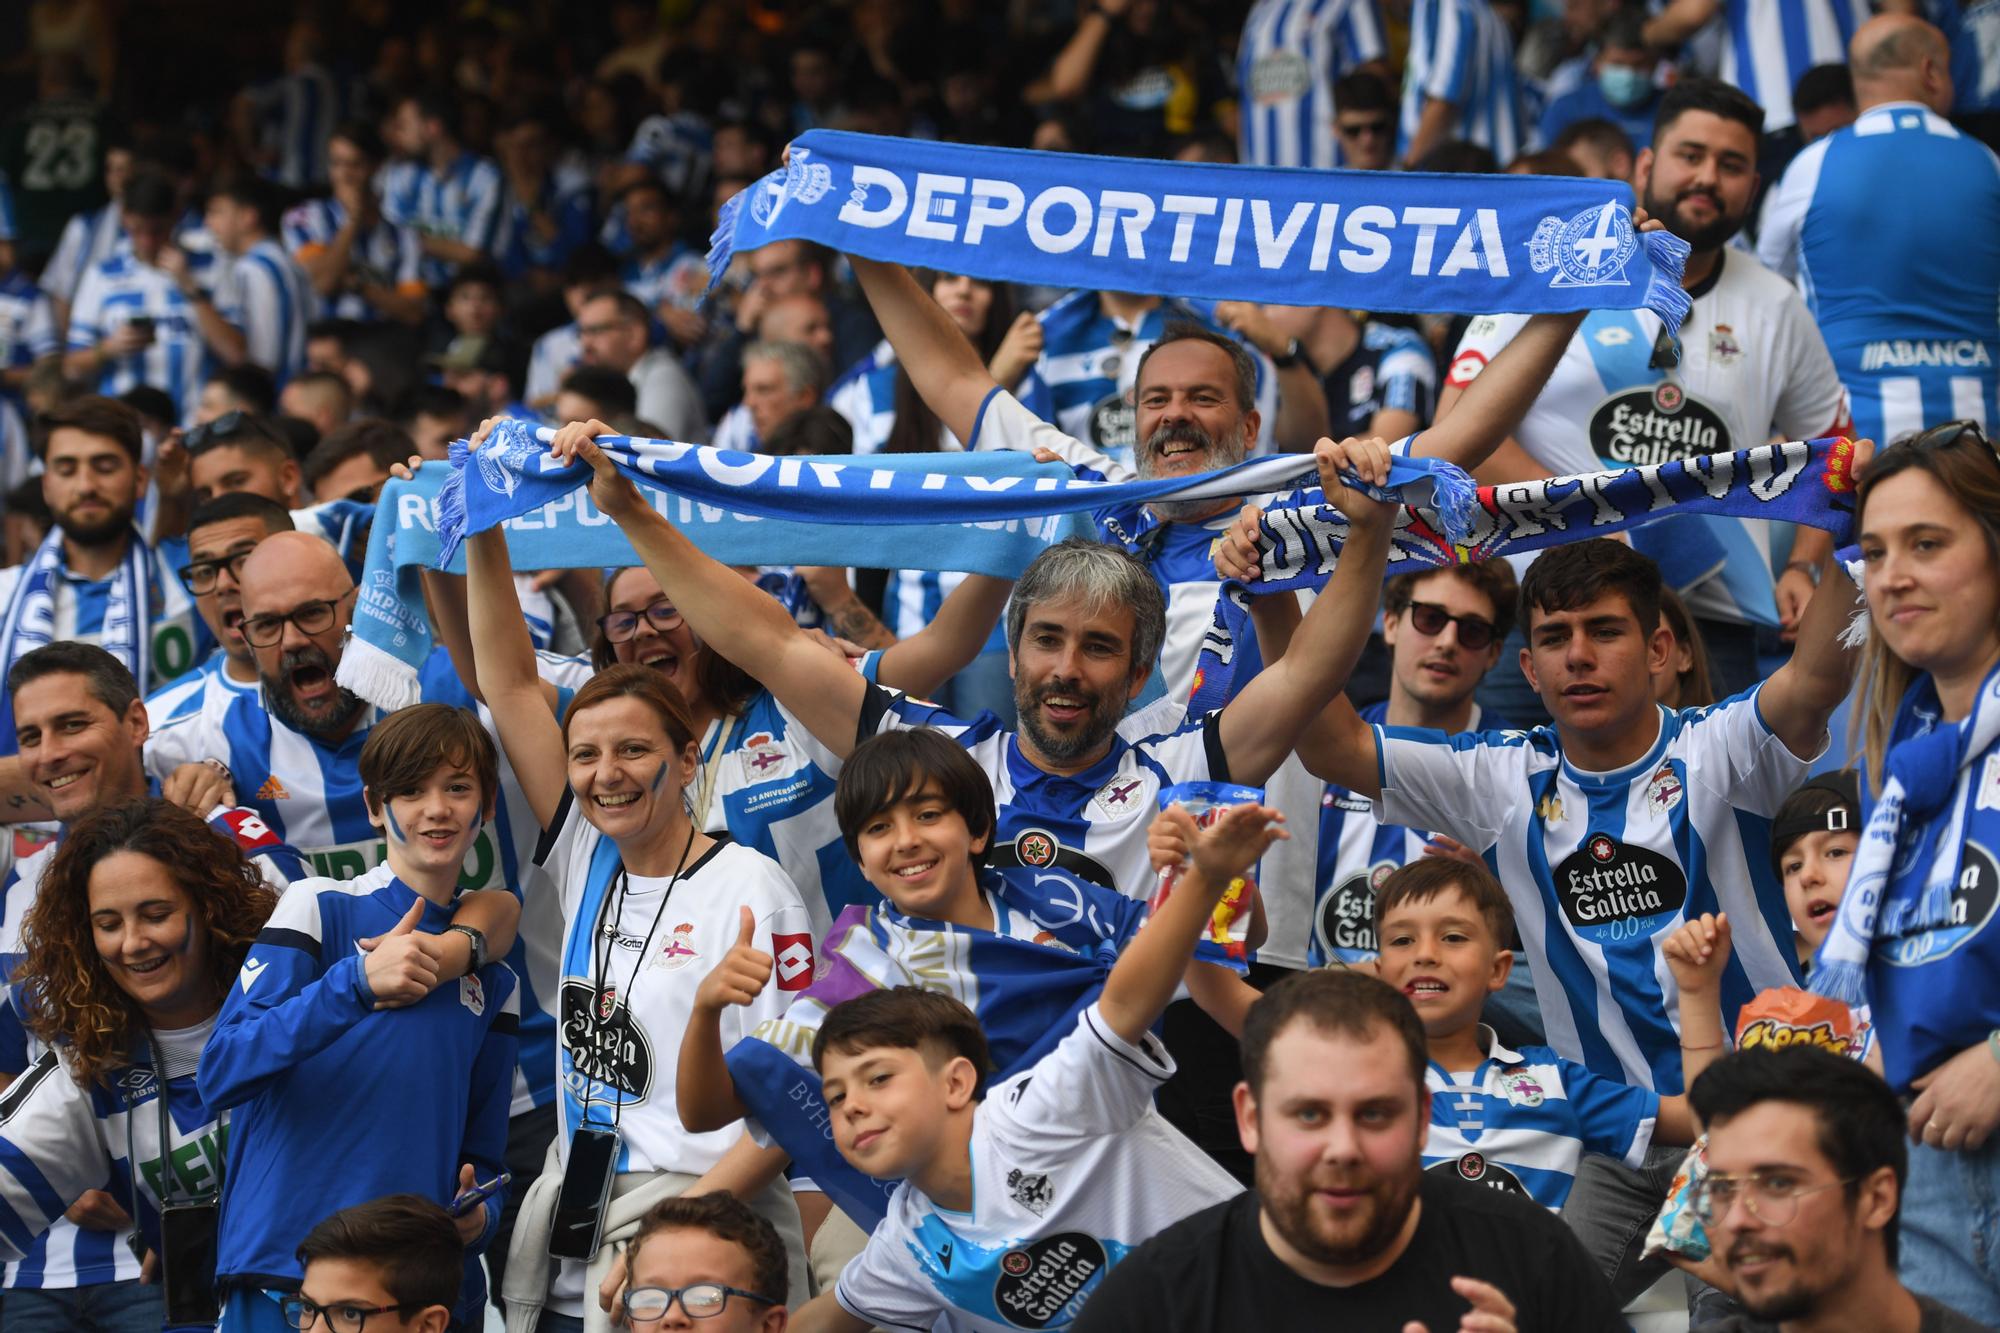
[708,129,1693,335]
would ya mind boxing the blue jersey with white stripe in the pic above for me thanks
[225,238,315,386]
[1424,1027,1657,1210]
[0,272,57,376]
[143,650,257,729]
[495,166,594,280]
[626,113,714,197]
[1402,0,1528,164]
[42,204,122,305]
[246,65,342,190]
[66,246,240,425]
[526,321,583,405]
[383,152,504,283]
[1377,689,1811,1092]
[1719,0,1870,132]
[281,197,425,323]
[621,245,709,315]
[1758,103,2000,444]
[1237,0,1390,168]
[1313,701,1506,966]
[1946,0,2000,112]
[201,864,516,1313]
[1017,292,1277,474]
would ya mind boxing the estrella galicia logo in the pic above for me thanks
[1430,1152,1528,1197]
[475,420,540,498]
[1530,203,1638,288]
[559,979,653,1099]
[1878,840,2000,968]
[992,1232,1109,1329]
[1590,383,1731,469]
[993,829,1116,891]
[751,148,834,228]
[1316,862,1395,963]
[1551,836,1687,944]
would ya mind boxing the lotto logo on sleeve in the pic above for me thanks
[773,934,816,991]
[218,807,281,849]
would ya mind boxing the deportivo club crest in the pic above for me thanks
[1530,203,1638,288]
[1008,1168,1054,1216]
[476,419,540,498]
[1497,1069,1545,1107]
[1645,764,1684,817]
[751,147,834,227]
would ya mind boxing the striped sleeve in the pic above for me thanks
[1554,1055,1658,1168]
[65,266,108,349]
[236,255,286,372]
[0,1051,108,1264]
[1422,0,1474,103]
[461,161,504,253]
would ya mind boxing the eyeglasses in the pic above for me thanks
[1692,1171,1855,1227]
[178,548,254,594]
[1336,118,1393,139]
[598,599,684,643]
[280,1296,423,1332]
[1404,600,1497,650]
[241,592,353,647]
[622,1283,776,1323]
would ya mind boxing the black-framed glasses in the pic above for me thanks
[241,592,353,647]
[1405,600,1497,650]
[177,548,254,594]
[1692,1171,1855,1227]
[622,1283,776,1323]
[597,599,684,643]
[280,1295,424,1332]
[1336,118,1394,139]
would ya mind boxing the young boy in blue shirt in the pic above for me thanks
[201,704,522,1332]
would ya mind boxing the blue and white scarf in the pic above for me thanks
[1810,662,2000,1007]
[722,867,1146,1230]
[708,130,1693,334]
[0,526,155,718]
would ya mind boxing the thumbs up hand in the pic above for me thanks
[693,906,775,1014]
[360,897,444,1009]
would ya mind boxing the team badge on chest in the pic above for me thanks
[1091,777,1145,819]
[1495,1068,1545,1107]
[1645,764,1684,817]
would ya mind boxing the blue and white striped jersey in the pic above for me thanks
[66,245,241,425]
[1447,253,1848,628]
[1325,320,1438,438]
[1237,0,1390,168]
[0,271,57,375]
[493,165,595,280]
[142,649,257,730]
[526,320,582,406]
[1756,102,2000,444]
[1946,0,2000,113]
[1424,1026,1657,1211]
[40,203,122,305]
[0,1027,228,1282]
[1313,700,1503,966]
[1376,689,1812,1092]
[621,245,709,315]
[1016,292,1278,474]
[857,683,1227,901]
[223,238,315,386]
[710,402,758,453]
[1402,0,1529,165]
[280,197,425,323]
[245,64,343,190]
[201,864,516,1315]
[0,399,31,497]
[382,152,504,284]
[1717,0,1871,133]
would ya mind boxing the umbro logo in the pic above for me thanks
[239,958,268,992]
[255,775,290,801]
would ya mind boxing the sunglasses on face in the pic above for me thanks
[1404,600,1497,650]
[1337,119,1393,139]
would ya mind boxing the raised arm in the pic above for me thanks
[546,421,872,758]
[464,510,569,829]
[1416,310,1584,471]
[1100,802,1287,1045]
[874,574,1015,699]
[1214,438,1396,786]
[848,257,1003,448]
[1757,500,1867,761]
[1220,574,1383,798]
[1642,0,1722,49]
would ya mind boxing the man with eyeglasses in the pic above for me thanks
[576,287,707,444]
[1330,72,1399,173]
[1686,1046,1987,1332]
[147,493,295,736]
[1444,77,1851,720]
[290,1195,465,1333]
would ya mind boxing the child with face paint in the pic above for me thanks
[0,799,276,1318]
[198,704,525,1333]
[469,523,819,1327]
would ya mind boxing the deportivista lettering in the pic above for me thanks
[836,169,1514,279]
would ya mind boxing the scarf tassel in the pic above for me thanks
[1640,229,1693,336]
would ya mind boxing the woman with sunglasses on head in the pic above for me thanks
[0,799,275,1328]
[464,520,815,1333]
[1826,420,2000,1324]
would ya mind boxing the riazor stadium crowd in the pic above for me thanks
[0,0,1994,1330]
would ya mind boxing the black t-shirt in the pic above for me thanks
[1072,1175,1624,1333]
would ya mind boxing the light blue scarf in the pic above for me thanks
[708,129,1692,333]
[0,526,155,750]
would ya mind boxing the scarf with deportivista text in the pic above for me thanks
[709,130,1693,334]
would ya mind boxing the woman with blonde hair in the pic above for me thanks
[0,799,277,1325]
[1814,421,2000,1323]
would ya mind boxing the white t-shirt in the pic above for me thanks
[1447,251,1847,624]
[834,1004,1243,1332]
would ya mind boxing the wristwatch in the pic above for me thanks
[446,924,490,971]
[1272,336,1304,369]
